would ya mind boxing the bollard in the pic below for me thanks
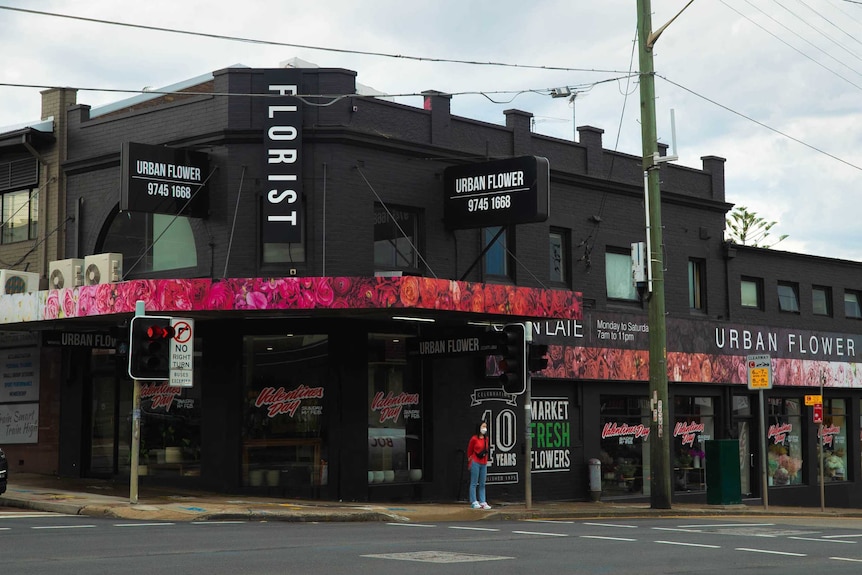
[588,458,602,501]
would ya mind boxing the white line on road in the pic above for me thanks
[583,522,637,528]
[190,521,246,525]
[512,530,568,537]
[679,523,775,528]
[652,527,703,533]
[0,513,76,519]
[736,548,806,557]
[526,519,573,524]
[789,536,855,544]
[0,527,9,531]
[386,523,436,528]
[831,557,862,562]
[114,523,176,527]
[580,535,637,542]
[655,541,721,549]
[32,525,96,530]
[449,526,500,532]
[824,534,862,539]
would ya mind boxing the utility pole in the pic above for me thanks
[637,0,673,509]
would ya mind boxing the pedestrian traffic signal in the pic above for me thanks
[128,316,174,380]
[498,323,526,394]
[529,343,549,372]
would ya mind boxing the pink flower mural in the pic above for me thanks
[7,276,581,323]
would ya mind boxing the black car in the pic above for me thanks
[0,447,7,494]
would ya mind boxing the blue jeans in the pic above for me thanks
[469,462,487,504]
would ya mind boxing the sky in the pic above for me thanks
[1,0,861,262]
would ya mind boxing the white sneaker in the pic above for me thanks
[471,501,481,509]
[480,502,492,510]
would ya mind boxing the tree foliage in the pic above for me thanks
[725,205,788,248]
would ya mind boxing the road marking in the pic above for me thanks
[656,541,721,549]
[386,523,436,528]
[32,525,96,530]
[512,530,568,537]
[653,527,703,533]
[0,527,9,531]
[527,519,573,524]
[831,557,862,562]
[0,513,76,519]
[824,534,862,538]
[448,526,499,532]
[114,523,176,527]
[789,536,855,544]
[362,551,512,563]
[584,522,637,528]
[679,523,775,528]
[580,535,637,542]
[190,521,246,525]
[736,548,806,557]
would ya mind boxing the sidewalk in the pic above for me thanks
[2,473,861,523]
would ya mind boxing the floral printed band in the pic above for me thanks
[11,276,582,323]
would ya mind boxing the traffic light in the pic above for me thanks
[128,316,174,380]
[528,343,549,373]
[498,323,526,394]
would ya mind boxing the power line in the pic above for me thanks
[0,76,636,108]
[721,0,862,90]
[657,73,862,173]
[0,5,631,75]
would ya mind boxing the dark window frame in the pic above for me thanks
[777,281,800,313]
[740,276,763,310]
[688,258,706,311]
[812,285,832,317]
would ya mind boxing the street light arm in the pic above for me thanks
[647,0,696,48]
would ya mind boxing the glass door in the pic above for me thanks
[732,394,755,496]
[87,350,129,477]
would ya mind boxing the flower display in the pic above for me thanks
[767,444,803,486]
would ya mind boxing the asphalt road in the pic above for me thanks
[4,512,862,574]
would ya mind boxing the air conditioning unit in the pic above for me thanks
[83,253,123,285]
[0,269,40,295]
[48,258,84,289]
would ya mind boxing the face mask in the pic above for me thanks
[480,427,487,435]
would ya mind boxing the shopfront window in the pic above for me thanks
[242,335,328,492]
[766,397,804,486]
[599,395,650,497]
[139,380,202,478]
[102,210,197,273]
[819,398,847,482]
[672,396,714,491]
[368,335,423,484]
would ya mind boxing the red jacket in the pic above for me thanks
[467,434,490,466]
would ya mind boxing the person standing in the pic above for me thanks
[467,421,491,509]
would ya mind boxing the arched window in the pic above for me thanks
[100,211,197,274]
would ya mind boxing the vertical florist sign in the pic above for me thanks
[262,68,302,244]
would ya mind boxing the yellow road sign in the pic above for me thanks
[805,394,823,406]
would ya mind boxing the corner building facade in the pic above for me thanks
[0,64,860,507]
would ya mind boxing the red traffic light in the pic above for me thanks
[146,324,174,340]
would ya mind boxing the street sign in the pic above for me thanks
[805,394,823,406]
[746,354,772,390]
[169,317,194,387]
[813,404,823,424]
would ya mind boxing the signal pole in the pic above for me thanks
[130,300,145,504]
[637,0,693,509]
